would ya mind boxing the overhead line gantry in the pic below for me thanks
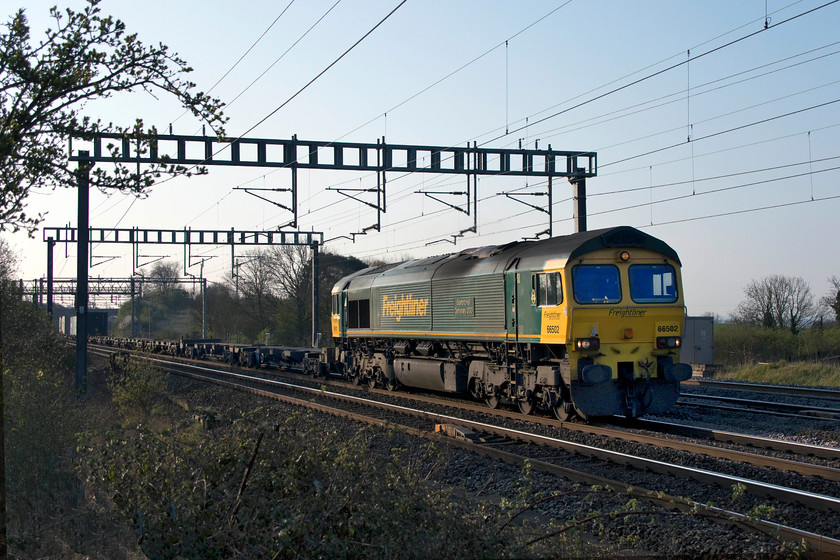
[72,132,597,235]
[65,132,596,390]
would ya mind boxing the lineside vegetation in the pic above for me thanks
[0,239,814,558]
[714,323,840,386]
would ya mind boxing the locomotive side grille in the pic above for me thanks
[432,275,505,332]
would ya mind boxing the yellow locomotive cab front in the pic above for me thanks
[563,248,692,418]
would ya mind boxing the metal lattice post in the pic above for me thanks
[46,237,54,317]
[75,151,91,392]
[311,242,319,347]
[130,275,136,337]
[572,176,587,233]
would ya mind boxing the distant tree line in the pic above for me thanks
[106,263,840,365]
[731,274,838,333]
[114,248,368,346]
[718,274,840,365]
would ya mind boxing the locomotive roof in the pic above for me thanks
[511,225,681,267]
[333,226,680,292]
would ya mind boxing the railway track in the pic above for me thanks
[93,347,840,555]
[678,392,840,420]
[624,418,840,461]
[370,384,840,478]
[684,378,840,402]
[95,345,840,470]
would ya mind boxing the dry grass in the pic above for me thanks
[715,361,840,387]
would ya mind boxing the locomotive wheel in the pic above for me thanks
[386,378,399,391]
[367,376,378,389]
[351,374,362,386]
[468,378,482,400]
[517,399,535,415]
[485,395,500,409]
[552,400,572,422]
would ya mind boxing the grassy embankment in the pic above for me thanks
[715,361,840,387]
[713,323,840,386]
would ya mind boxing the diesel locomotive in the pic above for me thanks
[330,226,692,420]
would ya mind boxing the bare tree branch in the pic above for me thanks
[733,275,816,334]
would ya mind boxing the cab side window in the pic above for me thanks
[348,299,370,328]
[533,272,563,306]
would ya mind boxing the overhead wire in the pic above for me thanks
[166,0,407,274]
[156,3,830,268]
[103,1,840,277]
[598,121,840,178]
[172,0,297,127]
[111,1,301,245]
[592,154,840,197]
[588,165,840,218]
[201,36,840,237]
[366,44,840,216]
[195,0,578,230]
[530,44,840,150]
[292,2,840,235]
[647,192,840,227]
[601,98,840,169]
[140,0,399,227]
[235,0,409,142]
[223,0,344,110]
[312,90,840,245]
[464,0,810,147]
[181,0,812,240]
[174,0,406,233]
[334,0,574,142]
[588,78,840,157]
[477,0,840,149]
[325,128,840,260]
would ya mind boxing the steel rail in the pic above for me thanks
[684,379,840,402]
[92,346,840,475]
[379,388,840,479]
[369,385,840,472]
[139,355,840,514]
[123,353,840,556]
[625,418,840,460]
[434,428,840,557]
[680,392,840,417]
[678,400,840,421]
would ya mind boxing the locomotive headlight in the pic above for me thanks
[617,250,631,262]
[575,337,600,351]
[656,336,681,349]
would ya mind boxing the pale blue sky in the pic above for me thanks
[7,0,840,318]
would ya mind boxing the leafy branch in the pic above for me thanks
[0,0,227,234]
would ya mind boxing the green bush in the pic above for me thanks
[1,284,114,556]
[108,358,168,420]
[77,407,609,559]
[79,410,481,559]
